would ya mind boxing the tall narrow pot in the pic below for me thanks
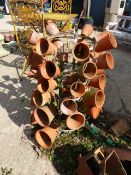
[35,126,59,149]
[81,24,94,37]
[66,112,85,130]
[70,82,86,98]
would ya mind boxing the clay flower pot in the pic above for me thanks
[28,50,43,67]
[78,62,97,79]
[95,31,117,52]
[39,61,57,79]
[66,112,85,130]
[85,106,101,119]
[81,24,94,37]
[60,98,78,115]
[70,82,86,98]
[35,126,59,149]
[37,78,57,93]
[52,39,63,50]
[45,21,59,36]
[72,42,90,62]
[33,106,55,127]
[88,74,106,90]
[32,89,51,107]
[29,30,42,45]
[96,52,114,69]
[83,88,105,108]
[36,38,57,56]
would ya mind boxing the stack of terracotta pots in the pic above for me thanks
[26,25,117,149]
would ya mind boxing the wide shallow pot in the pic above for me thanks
[28,50,43,67]
[85,106,101,119]
[37,78,57,93]
[35,126,59,149]
[32,89,51,107]
[72,42,90,62]
[40,61,57,79]
[60,98,78,115]
[36,38,57,56]
[66,112,85,130]
[70,82,86,98]
[83,88,105,108]
[96,52,114,69]
[88,74,106,90]
[45,21,59,36]
[95,31,117,52]
[81,24,94,37]
[78,62,97,79]
[33,106,55,127]
[29,30,42,45]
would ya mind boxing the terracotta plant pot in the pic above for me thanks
[36,38,57,56]
[40,61,57,79]
[88,74,106,90]
[95,32,117,52]
[72,42,90,62]
[29,30,42,45]
[70,82,86,98]
[83,88,105,108]
[60,98,78,115]
[81,24,94,37]
[66,112,85,130]
[55,64,61,77]
[32,89,51,107]
[79,62,97,79]
[45,21,59,36]
[85,106,101,119]
[33,106,55,127]
[96,52,114,69]
[37,78,57,93]
[52,39,63,50]
[35,126,59,149]
[28,50,43,67]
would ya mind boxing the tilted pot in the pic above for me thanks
[81,24,94,37]
[85,106,101,119]
[70,82,86,98]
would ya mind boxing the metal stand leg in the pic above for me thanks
[20,57,28,81]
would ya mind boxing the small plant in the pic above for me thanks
[1,167,12,175]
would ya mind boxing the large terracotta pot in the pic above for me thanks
[66,112,85,130]
[72,42,90,62]
[36,38,57,56]
[45,21,59,36]
[33,106,55,127]
[81,24,94,37]
[88,74,106,90]
[28,50,43,67]
[60,98,78,115]
[83,88,105,108]
[95,31,117,52]
[39,61,57,79]
[37,78,57,93]
[35,126,59,149]
[70,82,86,98]
[85,106,101,119]
[32,89,51,107]
[96,52,114,70]
[78,62,97,79]
[29,30,42,45]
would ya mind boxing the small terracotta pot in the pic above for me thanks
[66,112,85,130]
[33,106,55,127]
[36,38,57,56]
[28,50,43,67]
[85,106,101,119]
[29,30,42,45]
[45,21,59,36]
[83,88,105,108]
[60,98,78,115]
[70,82,86,98]
[95,31,117,52]
[96,52,114,69]
[78,62,97,79]
[72,42,90,62]
[81,24,94,36]
[40,61,57,79]
[32,89,51,107]
[37,78,57,93]
[52,40,63,50]
[35,126,59,148]
[88,74,106,90]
